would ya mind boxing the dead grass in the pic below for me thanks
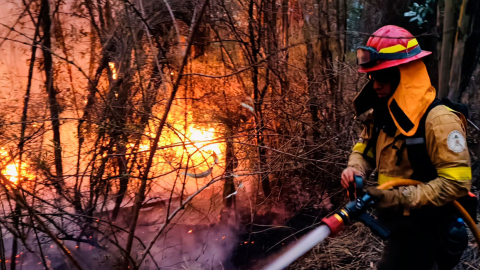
[289,221,480,270]
[289,223,383,270]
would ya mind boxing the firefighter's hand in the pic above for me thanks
[366,187,404,209]
[341,167,362,190]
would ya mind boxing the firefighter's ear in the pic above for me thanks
[354,80,377,117]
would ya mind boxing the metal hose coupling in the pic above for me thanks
[321,176,391,239]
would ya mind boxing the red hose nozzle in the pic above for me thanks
[321,214,345,236]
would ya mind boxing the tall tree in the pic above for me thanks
[438,0,456,98]
[41,0,64,193]
[447,0,480,101]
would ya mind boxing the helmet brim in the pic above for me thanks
[358,50,432,73]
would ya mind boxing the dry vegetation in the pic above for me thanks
[290,221,480,270]
[0,0,478,269]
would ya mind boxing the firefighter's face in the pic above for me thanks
[368,69,397,98]
[373,80,392,98]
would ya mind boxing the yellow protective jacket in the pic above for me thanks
[348,60,472,209]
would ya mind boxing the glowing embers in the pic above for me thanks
[109,62,118,80]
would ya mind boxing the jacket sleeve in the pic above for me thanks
[347,114,375,178]
[400,109,471,208]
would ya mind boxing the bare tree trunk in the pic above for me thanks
[458,0,480,94]
[333,0,345,131]
[438,0,455,98]
[41,0,64,193]
[88,22,97,78]
[436,0,444,69]
[84,0,105,44]
[223,122,236,209]
[316,0,334,129]
[419,1,440,90]
[448,0,472,102]
[0,226,5,270]
[249,0,271,198]
[301,1,320,142]
[10,232,18,270]
[281,0,289,96]
[53,13,81,118]
[105,0,113,28]
[324,0,336,129]
[112,145,128,221]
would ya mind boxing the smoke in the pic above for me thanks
[0,182,243,270]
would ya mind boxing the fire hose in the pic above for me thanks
[264,177,480,270]
[378,179,480,246]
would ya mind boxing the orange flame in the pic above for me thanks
[180,126,222,172]
[131,125,223,174]
[0,149,32,184]
[3,163,20,184]
[109,62,117,80]
[186,127,221,154]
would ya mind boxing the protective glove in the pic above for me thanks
[366,187,406,209]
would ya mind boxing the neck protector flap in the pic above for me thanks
[387,60,436,136]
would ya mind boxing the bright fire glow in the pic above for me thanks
[137,126,221,163]
[180,126,222,172]
[139,143,150,152]
[3,163,19,183]
[109,62,117,80]
[126,124,223,178]
[0,149,31,185]
[186,127,221,155]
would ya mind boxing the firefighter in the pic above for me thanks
[342,25,472,270]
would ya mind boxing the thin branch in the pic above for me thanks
[183,61,265,78]
[123,1,210,269]
[0,175,85,270]
[161,0,182,45]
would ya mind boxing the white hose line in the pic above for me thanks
[263,225,331,270]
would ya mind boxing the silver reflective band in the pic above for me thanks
[406,137,425,145]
